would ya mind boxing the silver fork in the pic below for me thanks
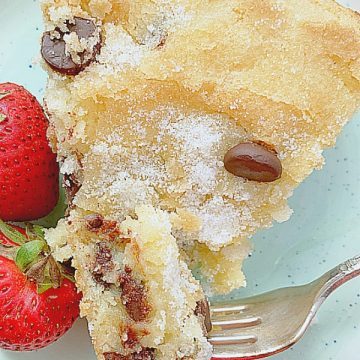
[209,255,360,359]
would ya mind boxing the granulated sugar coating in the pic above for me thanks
[42,0,360,359]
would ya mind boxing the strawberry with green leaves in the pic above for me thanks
[0,220,81,351]
[0,82,59,221]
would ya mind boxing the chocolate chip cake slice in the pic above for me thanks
[47,206,212,359]
[41,0,360,358]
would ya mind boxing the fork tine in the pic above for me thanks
[210,304,247,313]
[209,334,257,345]
[211,316,261,330]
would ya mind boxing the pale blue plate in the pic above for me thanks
[0,1,359,359]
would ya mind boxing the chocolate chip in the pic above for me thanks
[97,220,119,237]
[122,327,139,349]
[85,215,129,243]
[92,242,114,288]
[104,348,155,360]
[132,349,155,360]
[224,141,282,182]
[119,266,151,322]
[85,213,104,230]
[67,17,97,40]
[41,17,101,76]
[195,298,212,334]
[41,33,77,75]
[104,353,122,360]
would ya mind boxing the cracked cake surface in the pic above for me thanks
[42,0,360,359]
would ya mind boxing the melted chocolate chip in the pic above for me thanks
[41,17,101,76]
[119,266,151,322]
[224,141,282,182]
[85,213,104,230]
[122,327,139,349]
[195,298,212,334]
[97,220,119,238]
[104,348,155,360]
[104,353,122,360]
[85,215,130,244]
[92,242,114,288]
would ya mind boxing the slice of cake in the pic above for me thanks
[41,0,360,359]
[47,206,212,359]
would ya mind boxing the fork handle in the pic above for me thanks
[317,255,360,300]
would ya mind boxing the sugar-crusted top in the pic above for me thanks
[79,107,254,250]
[44,0,360,295]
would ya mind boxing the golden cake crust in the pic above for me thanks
[44,0,360,292]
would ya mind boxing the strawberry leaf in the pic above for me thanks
[25,223,45,241]
[48,256,61,288]
[34,258,60,294]
[16,240,45,271]
[26,255,68,293]
[0,91,11,100]
[0,114,6,123]
[0,219,27,245]
[0,246,18,259]
[32,225,46,239]
[61,270,76,284]
[37,283,53,294]
[26,256,48,283]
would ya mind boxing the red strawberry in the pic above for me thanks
[0,220,81,351]
[0,83,59,221]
